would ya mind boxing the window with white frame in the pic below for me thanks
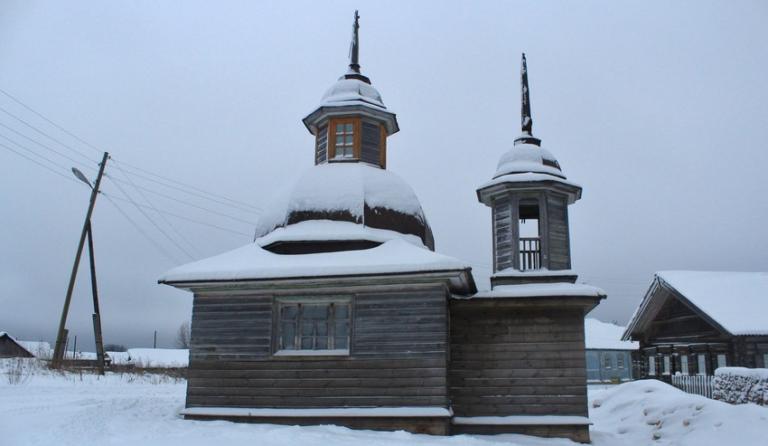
[716,353,727,369]
[662,355,671,375]
[697,354,707,375]
[680,355,689,375]
[648,356,656,376]
[275,299,350,355]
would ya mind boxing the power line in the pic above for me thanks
[110,159,262,215]
[0,87,103,155]
[103,193,252,237]
[0,141,83,185]
[107,173,195,261]
[112,159,263,213]
[0,103,96,163]
[102,194,181,264]
[113,162,201,258]
[0,87,262,215]
[105,173,258,226]
[0,125,95,170]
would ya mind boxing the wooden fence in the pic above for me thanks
[671,374,714,398]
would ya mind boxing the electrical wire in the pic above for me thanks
[112,161,201,258]
[0,125,95,170]
[105,173,258,226]
[107,174,196,260]
[102,194,181,263]
[0,141,83,185]
[103,193,252,237]
[0,88,262,214]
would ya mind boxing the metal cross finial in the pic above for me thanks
[348,10,361,74]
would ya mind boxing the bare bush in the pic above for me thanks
[175,321,191,349]
[4,358,36,385]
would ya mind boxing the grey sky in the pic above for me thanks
[1,1,766,349]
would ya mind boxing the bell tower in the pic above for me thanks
[302,10,398,169]
[477,54,583,287]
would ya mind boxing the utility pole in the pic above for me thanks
[51,152,109,369]
[153,330,157,349]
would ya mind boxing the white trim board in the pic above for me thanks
[451,415,592,426]
[181,407,452,418]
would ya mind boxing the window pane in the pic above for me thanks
[281,305,298,320]
[316,336,329,349]
[335,336,348,349]
[336,135,344,146]
[335,304,349,319]
[345,135,353,145]
[280,322,296,349]
[336,123,344,132]
[301,336,314,349]
[345,123,353,132]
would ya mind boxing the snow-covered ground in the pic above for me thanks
[1,359,766,446]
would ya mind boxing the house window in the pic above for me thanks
[662,355,671,375]
[763,353,768,368]
[697,354,707,375]
[648,356,656,376]
[617,354,625,369]
[603,353,612,370]
[716,354,727,369]
[680,355,689,375]
[333,122,355,159]
[276,300,350,355]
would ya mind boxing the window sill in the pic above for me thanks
[274,349,350,357]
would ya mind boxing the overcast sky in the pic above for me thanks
[1,1,766,349]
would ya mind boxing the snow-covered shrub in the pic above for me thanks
[712,367,768,406]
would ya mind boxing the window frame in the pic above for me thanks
[697,353,707,376]
[680,354,689,375]
[648,356,656,376]
[328,117,361,161]
[273,296,352,357]
[662,355,671,375]
[716,353,727,370]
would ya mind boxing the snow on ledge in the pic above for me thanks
[715,367,768,380]
[462,283,606,299]
[256,220,424,248]
[479,172,581,190]
[160,239,470,284]
[273,349,349,357]
[451,415,592,426]
[180,407,452,418]
[493,268,577,278]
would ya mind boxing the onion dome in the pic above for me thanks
[254,163,434,253]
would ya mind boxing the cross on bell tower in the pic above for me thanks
[477,54,583,287]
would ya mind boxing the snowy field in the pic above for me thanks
[1,359,766,446]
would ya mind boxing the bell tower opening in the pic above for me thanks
[518,200,541,271]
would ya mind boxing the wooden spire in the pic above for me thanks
[515,53,541,146]
[344,10,371,84]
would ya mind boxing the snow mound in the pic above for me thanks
[256,220,425,248]
[494,143,565,179]
[113,348,189,368]
[253,163,428,239]
[320,77,387,110]
[589,380,768,445]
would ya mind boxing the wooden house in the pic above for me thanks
[160,14,604,443]
[0,332,34,358]
[584,319,637,383]
[622,271,768,380]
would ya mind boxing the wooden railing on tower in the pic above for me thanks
[519,237,541,271]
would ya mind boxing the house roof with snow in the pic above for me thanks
[623,271,768,339]
[585,318,638,350]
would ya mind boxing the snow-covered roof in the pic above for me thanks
[492,268,577,278]
[494,143,565,179]
[160,238,470,285]
[253,163,429,241]
[256,220,424,248]
[319,77,387,110]
[585,318,638,350]
[460,282,606,299]
[478,172,582,193]
[656,271,768,336]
